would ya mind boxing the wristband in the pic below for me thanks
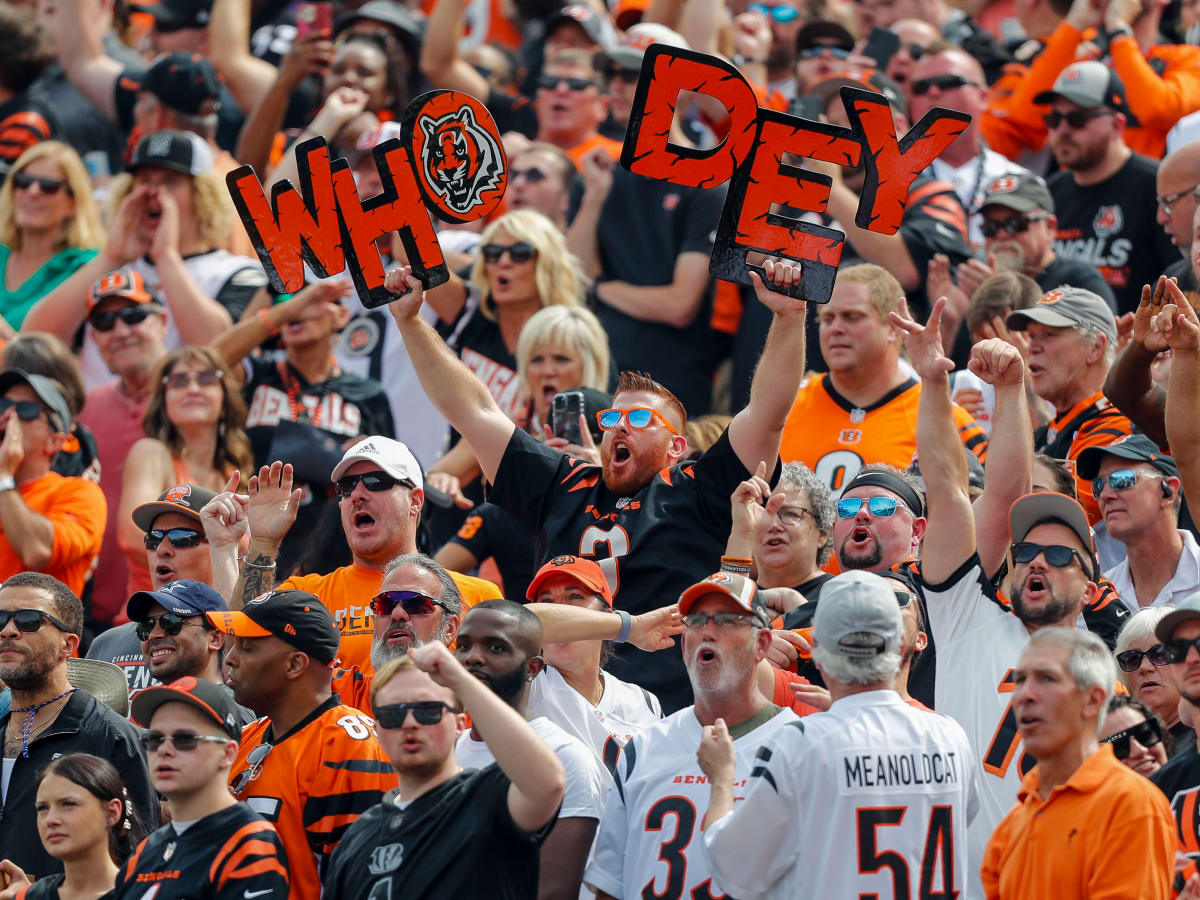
[615,610,633,643]
[720,555,753,575]
[239,555,277,570]
[258,308,281,336]
[1108,24,1134,40]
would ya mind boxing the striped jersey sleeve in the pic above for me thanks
[210,819,290,899]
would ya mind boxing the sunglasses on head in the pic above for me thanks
[1116,643,1170,672]
[748,2,800,21]
[335,470,409,498]
[980,214,1046,239]
[88,305,160,332]
[596,407,680,435]
[510,167,547,184]
[1042,108,1112,130]
[481,241,537,264]
[1091,468,1162,499]
[370,590,451,618]
[798,45,850,60]
[231,742,273,795]
[835,496,901,519]
[0,608,71,633]
[911,74,978,96]
[1011,541,1090,571]
[0,397,47,422]
[139,730,231,753]
[1101,718,1162,760]
[537,74,595,92]
[12,171,71,196]
[135,611,207,642]
[163,369,222,390]
[374,701,459,728]
[144,527,207,551]
[1164,635,1200,664]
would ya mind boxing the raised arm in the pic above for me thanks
[419,0,490,98]
[231,463,302,607]
[208,0,297,117]
[147,190,234,342]
[42,0,121,122]
[1103,278,1173,447]
[198,473,249,603]
[411,641,566,834]
[386,266,516,483]
[727,260,808,473]
[891,298,974,583]
[1159,281,1200,504]
[526,602,683,650]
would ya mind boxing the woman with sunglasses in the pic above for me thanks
[1115,607,1194,752]
[117,348,252,594]
[0,142,103,333]
[1100,695,1172,778]
[0,752,146,899]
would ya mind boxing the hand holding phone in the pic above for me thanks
[552,390,585,445]
[296,1,332,37]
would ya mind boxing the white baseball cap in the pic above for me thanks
[331,436,423,490]
[813,571,903,658]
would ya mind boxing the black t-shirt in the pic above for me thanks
[776,572,836,687]
[486,89,538,140]
[1172,721,1197,757]
[488,427,770,713]
[1164,255,1198,292]
[443,297,523,422]
[19,874,113,900]
[1049,154,1178,315]
[323,768,551,900]
[448,502,534,601]
[1037,255,1118,310]
[1152,740,1200,861]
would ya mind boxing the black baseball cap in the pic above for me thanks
[0,368,72,433]
[139,53,221,117]
[336,0,422,57]
[207,590,340,664]
[133,482,218,532]
[795,19,855,53]
[141,0,211,32]
[129,130,214,177]
[128,578,229,622]
[132,675,242,740]
[1076,433,1180,481]
[809,68,906,118]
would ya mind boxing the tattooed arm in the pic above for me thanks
[231,462,302,610]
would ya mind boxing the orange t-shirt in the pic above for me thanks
[565,133,623,168]
[281,564,502,672]
[0,472,106,597]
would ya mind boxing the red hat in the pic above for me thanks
[526,555,613,607]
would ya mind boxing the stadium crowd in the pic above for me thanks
[6,0,1200,894]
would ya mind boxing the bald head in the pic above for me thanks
[1157,143,1200,252]
[893,18,941,44]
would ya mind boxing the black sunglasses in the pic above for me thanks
[375,701,459,728]
[231,742,273,794]
[88,305,160,332]
[1042,108,1113,130]
[1101,718,1162,760]
[798,46,850,60]
[903,43,926,60]
[1011,541,1090,571]
[335,471,409,498]
[144,527,207,551]
[0,608,72,633]
[163,369,222,390]
[135,612,208,642]
[370,590,450,618]
[510,167,547,184]
[606,67,640,83]
[140,730,230,753]
[12,171,71,196]
[537,74,595,92]
[0,397,48,422]
[481,241,537,264]
[1164,636,1200,664]
[980,214,1046,239]
[911,74,979,96]
[1116,643,1170,672]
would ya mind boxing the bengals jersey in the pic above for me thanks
[1152,743,1200,865]
[1034,390,1135,524]
[112,803,288,899]
[488,426,771,714]
[779,374,987,493]
[228,696,398,900]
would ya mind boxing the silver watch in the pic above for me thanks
[0,476,17,493]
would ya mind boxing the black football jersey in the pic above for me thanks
[489,427,772,713]
[112,803,289,899]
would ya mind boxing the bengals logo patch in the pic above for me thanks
[164,484,192,503]
[403,90,507,224]
[988,175,1017,193]
[1094,205,1123,238]
[1037,289,1063,305]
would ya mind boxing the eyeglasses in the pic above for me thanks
[11,171,71,196]
[231,742,273,795]
[335,470,410,498]
[88,305,160,332]
[0,397,48,422]
[374,701,459,728]
[980,214,1047,239]
[537,74,595,92]
[1164,635,1200,664]
[1157,185,1199,216]
[748,2,801,21]
[682,612,761,629]
[1116,643,1170,672]
[1091,468,1162,499]
[370,590,451,618]
[0,608,72,633]
[163,369,222,390]
[1011,541,1090,571]
[140,730,231,753]
[481,241,537,264]
[835,496,901,519]
[596,407,680,435]
[135,612,208,642]
[911,74,979,96]
[144,527,207,552]
[510,167,547,184]
[776,506,814,527]
[1101,718,1162,760]
[798,46,850,60]
[1042,108,1113,130]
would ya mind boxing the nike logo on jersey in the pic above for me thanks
[244,890,273,898]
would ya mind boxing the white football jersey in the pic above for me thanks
[584,704,798,900]
[529,665,663,773]
[701,690,978,898]
[924,555,1032,900]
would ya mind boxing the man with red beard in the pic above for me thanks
[386,259,808,712]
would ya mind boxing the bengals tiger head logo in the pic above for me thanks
[404,90,507,224]
[164,484,192,503]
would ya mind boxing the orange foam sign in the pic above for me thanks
[621,46,970,303]
[226,90,507,309]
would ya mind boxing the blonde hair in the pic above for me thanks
[108,170,234,248]
[371,655,462,711]
[834,264,903,321]
[516,305,610,397]
[468,209,588,322]
[0,141,104,250]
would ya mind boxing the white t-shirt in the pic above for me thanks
[701,690,978,899]
[528,665,663,772]
[584,704,798,900]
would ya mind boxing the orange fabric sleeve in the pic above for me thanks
[1111,39,1200,157]
[44,478,107,569]
[770,667,821,717]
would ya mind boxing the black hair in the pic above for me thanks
[1105,694,1174,758]
[2,571,83,635]
[469,599,545,656]
[39,753,147,865]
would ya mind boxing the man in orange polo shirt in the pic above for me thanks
[0,370,105,597]
[982,627,1174,898]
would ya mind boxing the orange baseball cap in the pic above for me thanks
[679,571,761,620]
[87,267,158,311]
[526,555,613,607]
